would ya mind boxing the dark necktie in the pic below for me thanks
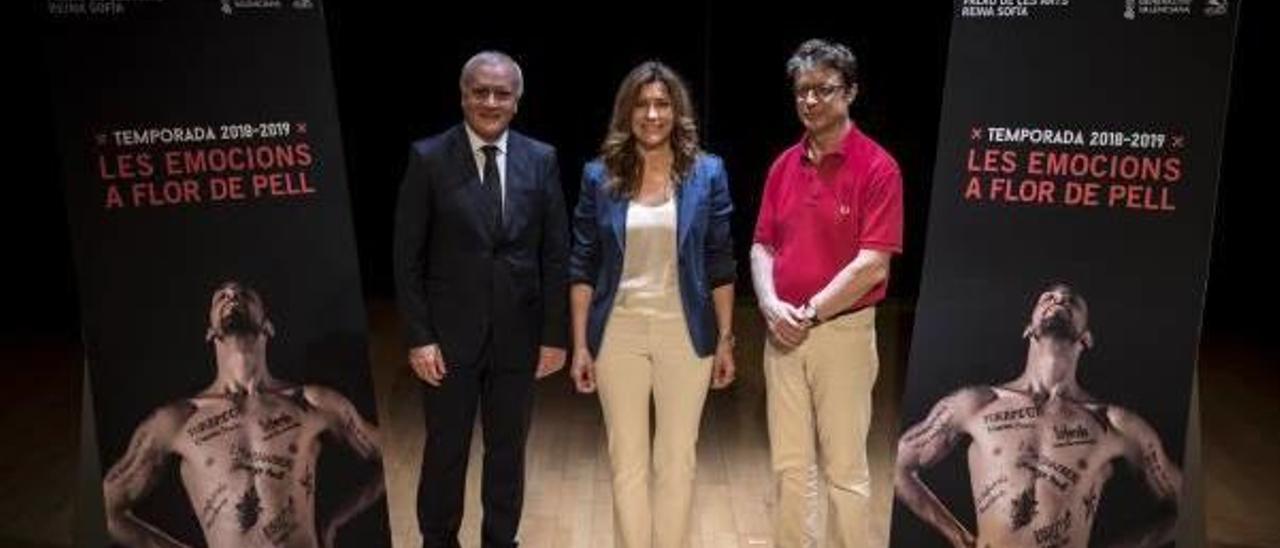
[481,144,503,228]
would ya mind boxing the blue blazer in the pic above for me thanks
[569,153,736,358]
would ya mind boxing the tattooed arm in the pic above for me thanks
[103,404,192,548]
[895,387,990,548]
[307,386,384,548]
[1099,407,1182,548]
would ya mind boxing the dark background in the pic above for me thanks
[5,0,1273,544]
[13,1,1270,343]
[317,2,950,304]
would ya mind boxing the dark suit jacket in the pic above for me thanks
[394,124,569,368]
[568,153,736,358]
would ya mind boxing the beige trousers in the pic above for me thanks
[595,309,714,548]
[765,307,879,548]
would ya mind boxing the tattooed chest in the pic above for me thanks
[178,408,320,516]
[970,438,1113,548]
[182,401,320,454]
[972,465,1100,548]
[974,482,1098,548]
[183,430,316,483]
[183,405,247,446]
[182,447,319,546]
[175,398,323,546]
[195,490,318,548]
[972,433,1106,496]
[968,403,1117,545]
[971,402,1112,456]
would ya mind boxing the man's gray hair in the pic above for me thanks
[460,51,524,98]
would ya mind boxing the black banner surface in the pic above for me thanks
[891,2,1239,547]
[43,1,391,545]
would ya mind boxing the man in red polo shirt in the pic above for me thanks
[751,38,904,547]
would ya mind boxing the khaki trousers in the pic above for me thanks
[765,307,879,548]
[595,309,713,548]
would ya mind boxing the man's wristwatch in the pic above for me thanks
[800,302,819,324]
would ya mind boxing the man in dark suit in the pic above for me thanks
[393,50,569,548]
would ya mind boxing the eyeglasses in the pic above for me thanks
[793,83,845,102]
[467,86,516,103]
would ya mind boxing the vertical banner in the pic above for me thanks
[892,2,1238,548]
[43,1,391,546]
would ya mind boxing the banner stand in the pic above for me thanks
[74,365,106,548]
[1175,373,1206,547]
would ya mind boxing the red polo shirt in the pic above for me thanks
[753,124,903,311]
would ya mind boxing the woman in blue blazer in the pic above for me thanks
[568,61,736,548]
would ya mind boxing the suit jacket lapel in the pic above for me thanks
[502,133,535,241]
[448,125,497,244]
[609,191,628,251]
[677,172,698,251]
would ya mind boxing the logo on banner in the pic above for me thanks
[47,0,148,16]
[1125,0,1195,18]
[218,0,284,15]
[1204,0,1228,16]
